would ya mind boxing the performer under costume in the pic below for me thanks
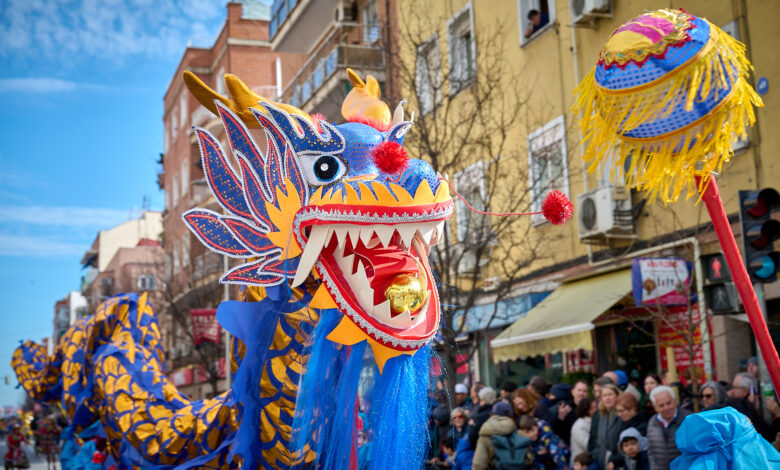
[11,69,571,469]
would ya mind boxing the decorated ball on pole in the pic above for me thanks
[571,8,779,395]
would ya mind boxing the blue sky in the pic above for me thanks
[0,0,234,407]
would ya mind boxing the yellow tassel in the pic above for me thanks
[571,21,763,204]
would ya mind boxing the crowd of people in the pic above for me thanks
[423,363,780,470]
[1,415,62,470]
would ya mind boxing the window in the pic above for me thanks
[363,0,379,43]
[518,0,555,45]
[171,110,178,141]
[527,115,569,225]
[415,35,441,115]
[137,274,157,290]
[216,67,225,95]
[180,159,189,197]
[179,93,188,129]
[448,3,476,94]
[182,234,190,268]
[455,161,488,242]
[173,241,180,275]
[172,174,179,207]
[164,126,169,153]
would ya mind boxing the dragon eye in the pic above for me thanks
[300,155,347,186]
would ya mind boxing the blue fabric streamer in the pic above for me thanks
[364,345,433,470]
[672,406,780,469]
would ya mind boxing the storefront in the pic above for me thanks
[490,269,633,384]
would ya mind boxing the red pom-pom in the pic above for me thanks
[371,141,409,174]
[92,452,107,464]
[541,190,574,225]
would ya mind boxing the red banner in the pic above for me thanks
[657,304,711,381]
[190,309,221,346]
[170,368,193,386]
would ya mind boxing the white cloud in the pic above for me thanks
[0,234,87,257]
[0,206,137,228]
[0,0,226,61]
[0,78,78,93]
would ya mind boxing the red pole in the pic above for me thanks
[696,175,780,394]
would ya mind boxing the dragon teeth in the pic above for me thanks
[291,225,330,287]
[374,225,395,247]
[354,260,374,307]
[397,226,416,251]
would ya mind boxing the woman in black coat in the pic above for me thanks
[616,392,648,436]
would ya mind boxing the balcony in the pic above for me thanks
[281,22,386,119]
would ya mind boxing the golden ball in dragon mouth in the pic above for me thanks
[384,274,424,314]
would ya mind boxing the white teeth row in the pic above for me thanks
[291,221,445,287]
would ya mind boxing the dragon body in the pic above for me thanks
[13,70,453,469]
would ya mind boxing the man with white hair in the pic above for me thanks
[646,385,690,469]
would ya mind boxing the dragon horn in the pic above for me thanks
[341,68,391,128]
[183,71,313,129]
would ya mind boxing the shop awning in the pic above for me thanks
[490,269,632,362]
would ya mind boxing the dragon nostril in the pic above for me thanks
[371,141,408,175]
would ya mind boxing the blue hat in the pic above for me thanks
[614,370,628,387]
[491,401,513,418]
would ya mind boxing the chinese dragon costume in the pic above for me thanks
[12,66,573,469]
[12,69,453,470]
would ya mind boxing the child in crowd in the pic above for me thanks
[517,415,570,470]
[607,427,649,470]
[572,452,598,470]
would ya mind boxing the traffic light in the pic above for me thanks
[738,188,780,282]
[701,252,740,314]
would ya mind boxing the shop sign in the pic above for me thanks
[190,309,221,346]
[657,304,709,377]
[632,257,691,306]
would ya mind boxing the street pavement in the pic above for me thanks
[0,438,52,470]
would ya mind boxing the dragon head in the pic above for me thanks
[182,70,452,370]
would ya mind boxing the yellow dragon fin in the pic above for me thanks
[183,70,312,129]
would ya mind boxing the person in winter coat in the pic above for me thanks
[646,385,691,470]
[641,374,662,420]
[548,383,577,444]
[518,414,570,470]
[442,435,475,470]
[608,427,649,470]
[570,398,596,467]
[572,452,599,470]
[447,407,471,443]
[472,401,520,470]
[616,393,647,436]
[590,382,622,468]
[468,387,498,449]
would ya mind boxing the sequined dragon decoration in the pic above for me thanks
[11,69,453,470]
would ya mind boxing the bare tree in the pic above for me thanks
[157,248,226,398]
[396,3,569,392]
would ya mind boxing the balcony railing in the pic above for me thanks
[282,22,386,109]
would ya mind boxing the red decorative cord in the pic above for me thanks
[438,177,573,225]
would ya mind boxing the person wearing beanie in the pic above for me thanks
[471,401,522,470]
[468,386,498,449]
[547,383,577,444]
[612,370,642,402]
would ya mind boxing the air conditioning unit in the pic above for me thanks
[577,185,634,241]
[569,0,611,25]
